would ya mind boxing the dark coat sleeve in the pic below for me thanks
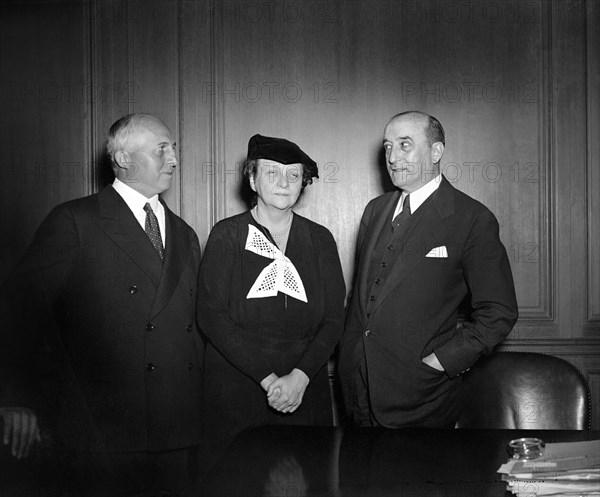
[338,199,376,382]
[434,208,519,377]
[0,203,79,408]
[295,227,345,379]
[347,200,373,303]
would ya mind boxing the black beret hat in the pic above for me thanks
[246,134,318,179]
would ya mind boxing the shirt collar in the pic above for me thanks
[112,178,160,213]
[403,174,442,213]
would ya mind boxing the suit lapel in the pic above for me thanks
[95,186,163,285]
[357,191,400,306]
[370,177,456,313]
[148,201,190,320]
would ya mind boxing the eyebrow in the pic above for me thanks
[382,136,412,144]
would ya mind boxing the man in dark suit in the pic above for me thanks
[339,111,518,428]
[0,114,203,494]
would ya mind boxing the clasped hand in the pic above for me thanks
[260,369,309,414]
[0,406,41,459]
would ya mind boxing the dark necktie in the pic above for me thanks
[392,194,411,226]
[144,203,164,261]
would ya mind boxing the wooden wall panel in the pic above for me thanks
[179,1,213,244]
[0,1,90,281]
[552,0,587,340]
[90,0,131,190]
[586,0,600,332]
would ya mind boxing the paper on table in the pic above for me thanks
[499,439,600,496]
[502,469,600,481]
[507,479,600,496]
[542,440,600,462]
[501,440,600,475]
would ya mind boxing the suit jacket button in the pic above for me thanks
[364,329,370,337]
[146,363,156,371]
[186,324,193,332]
[369,295,375,301]
[129,285,137,294]
[188,362,193,370]
[146,323,154,331]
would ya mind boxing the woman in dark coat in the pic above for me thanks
[198,134,345,471]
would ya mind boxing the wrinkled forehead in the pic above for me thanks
[384,114,428,140]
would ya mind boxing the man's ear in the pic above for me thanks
[114,150,129,169]
[431,142,444,165]
[249,173,256,192]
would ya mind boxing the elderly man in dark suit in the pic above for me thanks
[0,113,202,495]
[339,111,518,428]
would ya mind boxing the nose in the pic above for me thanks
[387,146,400,164]
[166,148,177,168]
[278,172,289,188]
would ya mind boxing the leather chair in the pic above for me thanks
[456,352,591,430]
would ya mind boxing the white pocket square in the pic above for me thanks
[425,246,448,258]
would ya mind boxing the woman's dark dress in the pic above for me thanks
[197,210,345,469]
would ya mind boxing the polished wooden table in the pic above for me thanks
[202,426,599,496]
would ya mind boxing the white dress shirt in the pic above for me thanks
[112,178,166,247]
[392,174,442,219]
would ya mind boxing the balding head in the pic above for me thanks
[387,111,445,147]
[106,113,165,168]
